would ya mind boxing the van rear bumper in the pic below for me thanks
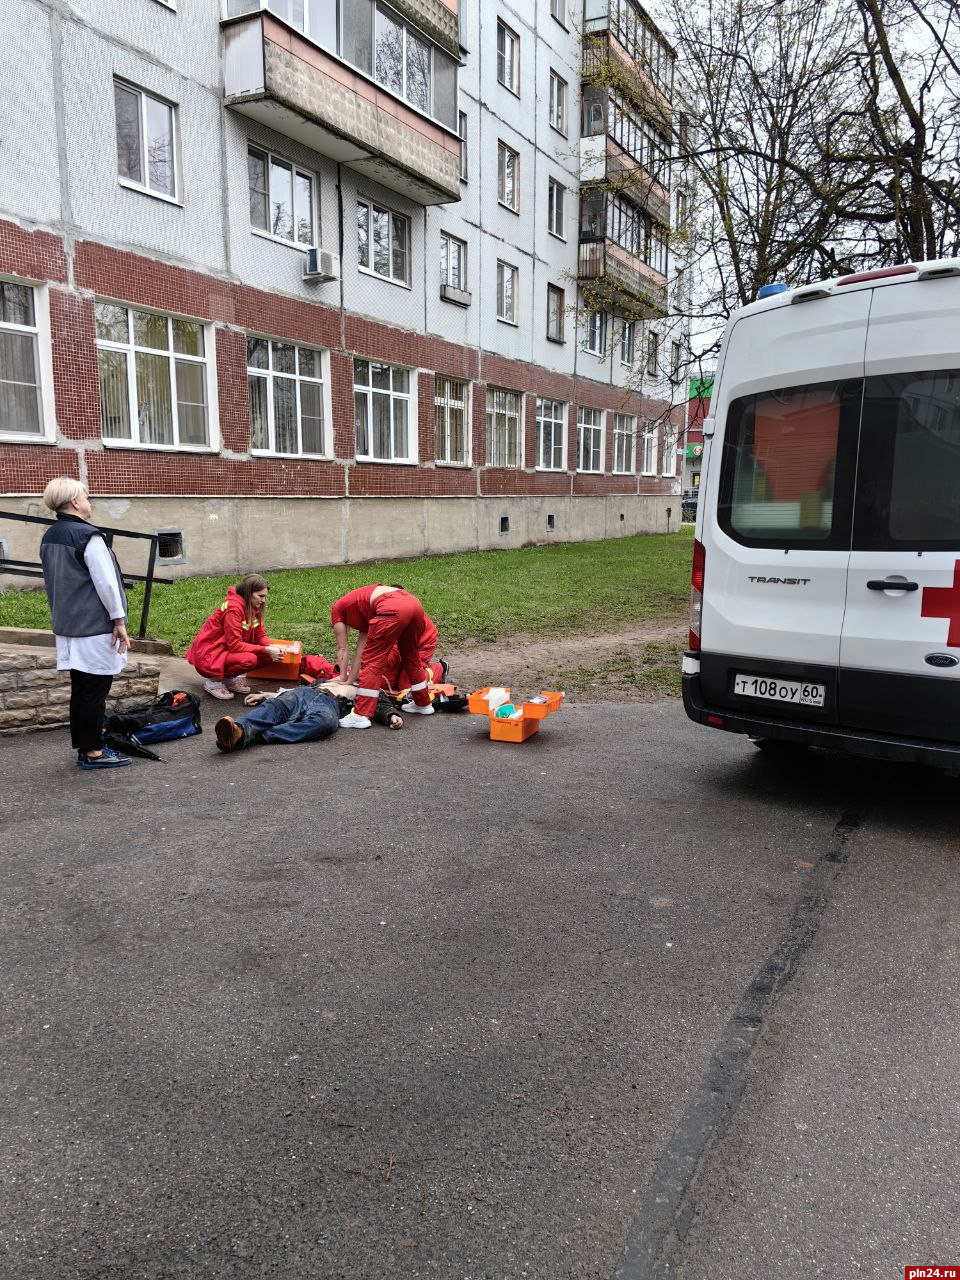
[682,663,960,769]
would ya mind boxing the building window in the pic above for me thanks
[497,141,519,211]
[353,359,413,462]
[0,281,46,439]
[577,407,604,473]
[548,177,565,238]
[662,425,678,476]
[458,110,468,181]
[585,310,606,355]
[114,79,177,200]
[247,337,326,456]
[440,232,467,291]
[647,330,660,376]
[671,340,682,378]
[620,320,635,366]
[497,20,520,94]
[613,413,635,473]
[95,303,209,449]
[486,387,522,467]
[370,3,458,126]
[496,260,518,324]
[646,220,669,275]
[248,146,315,248]
[676,189,688,227]
[546,284,565,343]
[549,71,568,134]
[357,198,410,285]
[435,375,470,464]
[550,0,566,24]
[536,397,566,470]
[608,193,643,257]
[641,421,658,475]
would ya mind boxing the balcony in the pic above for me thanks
[579,134,670,227]
[578,240,667,317]
[582,0,675,117]
[222,5,461,206]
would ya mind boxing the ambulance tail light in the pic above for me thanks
[689,538,705,652]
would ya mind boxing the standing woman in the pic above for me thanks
[39,477,131,770]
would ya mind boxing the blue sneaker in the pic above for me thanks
[76,745,132,770]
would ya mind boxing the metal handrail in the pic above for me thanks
[0,510,172,639]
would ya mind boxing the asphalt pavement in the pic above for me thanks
[1,700,958,1279]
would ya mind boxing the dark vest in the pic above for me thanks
[40,514,127,638]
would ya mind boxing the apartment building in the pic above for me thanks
[0,0,688,576]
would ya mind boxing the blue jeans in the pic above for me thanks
[239,687,340,746]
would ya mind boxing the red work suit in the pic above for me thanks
[185,588,271,679]
[331,586,432,717]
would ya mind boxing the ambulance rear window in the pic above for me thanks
[718,379,860,549]
[854,370,960,550]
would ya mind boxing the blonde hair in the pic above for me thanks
[42,477,87,513]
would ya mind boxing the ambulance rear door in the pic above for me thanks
[840,276,960,742]
[698,290,871,726]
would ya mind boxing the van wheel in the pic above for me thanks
[750,736,809,755]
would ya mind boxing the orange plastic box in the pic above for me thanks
[249,639,302,680]
[490,714,541,743]
[469,688,564,743]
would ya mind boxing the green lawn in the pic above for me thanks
[0,529,694,656]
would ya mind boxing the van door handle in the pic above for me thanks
[866,579,919,591]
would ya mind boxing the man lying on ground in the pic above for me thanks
[214,680,401,753]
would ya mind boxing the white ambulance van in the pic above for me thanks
[682,261,960,769]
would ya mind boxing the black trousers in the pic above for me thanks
[69,670,114,753]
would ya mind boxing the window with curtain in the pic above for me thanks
[95,302,209,448]
[247,337,326,456]
[354,359,413,461]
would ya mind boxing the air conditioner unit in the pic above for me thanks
[303,248,339,283]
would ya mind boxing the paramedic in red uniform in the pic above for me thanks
[185,573,284,699]
[332,585,435,729]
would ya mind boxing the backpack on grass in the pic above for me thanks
[106,690,202,744]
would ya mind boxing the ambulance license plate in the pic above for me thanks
[733,674,825,707]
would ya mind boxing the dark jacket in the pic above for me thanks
[40,514,127,637]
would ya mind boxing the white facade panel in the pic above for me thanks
[0,2,62,227]
[78,0,222,86]
[224,114,342,308]
[339,172,427,336]
[62,25,228,273]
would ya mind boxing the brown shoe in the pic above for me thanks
[215,716,244,752]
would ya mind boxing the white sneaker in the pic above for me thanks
[339,711,371,729]
[204,679,234,700]
[400,701,435,715]
[224,675,251,693]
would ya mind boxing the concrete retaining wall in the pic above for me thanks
[0,643,160,735]
[0,494,679,580]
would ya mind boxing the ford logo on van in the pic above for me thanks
[924,653,960,668]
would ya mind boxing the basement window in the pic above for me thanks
[546,513,556,531]
[499,515,510,535]
[155,529,185,563]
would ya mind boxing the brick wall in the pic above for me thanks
[1,221,684,503]
[0,644,159,736]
